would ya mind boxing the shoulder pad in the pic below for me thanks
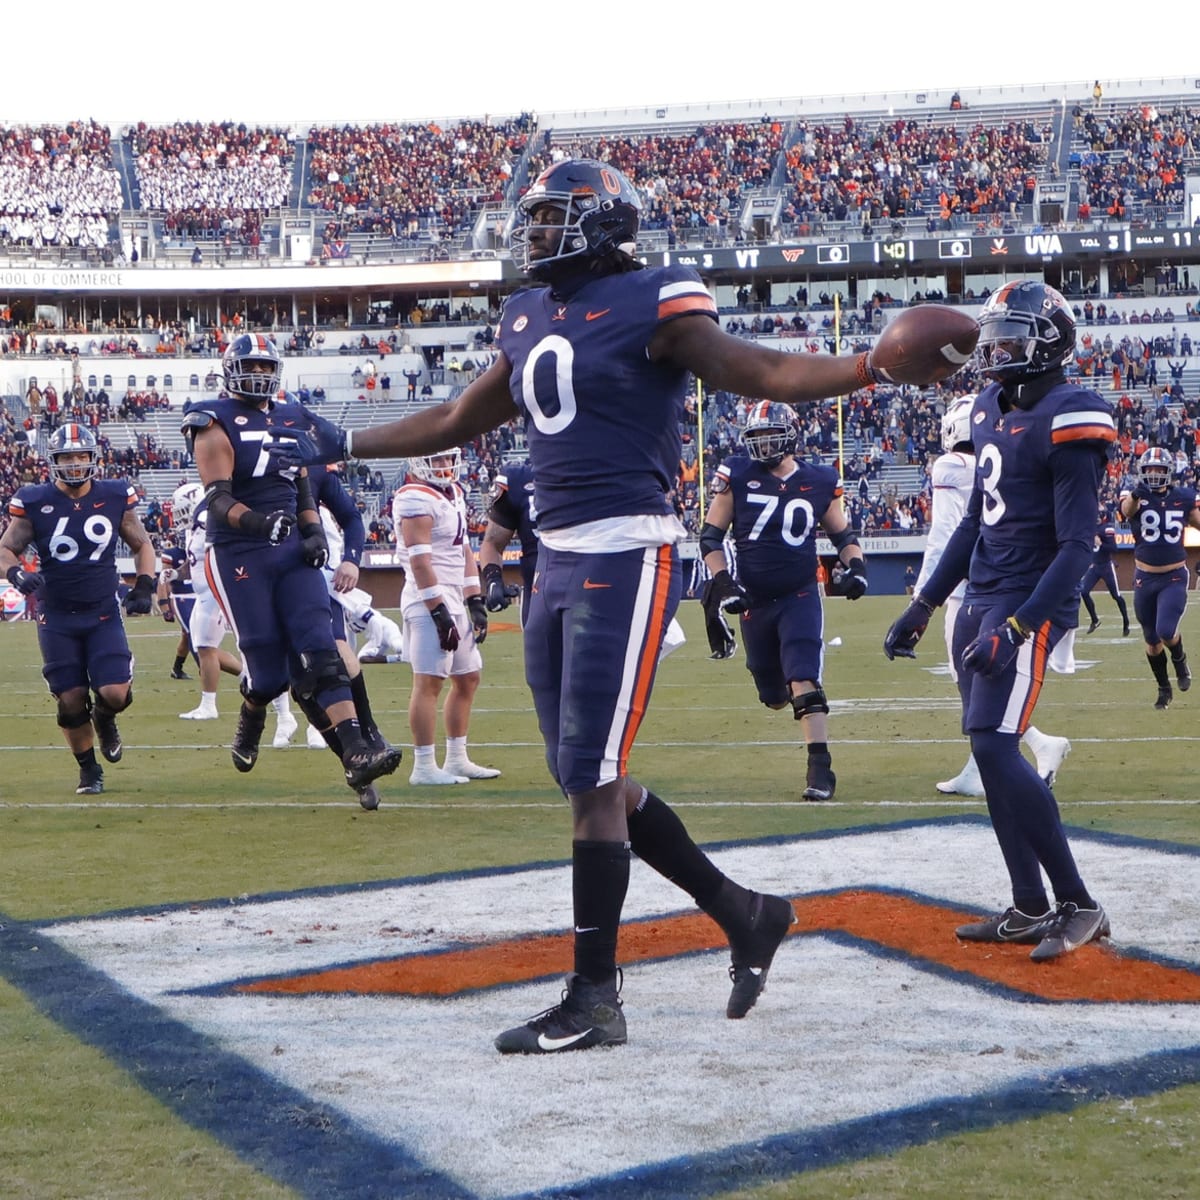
[181,409,217,433]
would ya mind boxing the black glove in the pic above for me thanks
[884,597,934,660]
[158,597,176,622]
[829,557,868,600]
[6,564,43,595]
[468,595,488,643]
[123,573,155,616]
[482,562,510,611]
[239,508,296,545]
[1132,482,1155,502]
[267,411,349,468]
[961,616,1029,678]
[299,520,329,568]
[429,602,460,652]
[700,570,748,661]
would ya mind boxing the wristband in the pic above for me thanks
[157,598,171,608]
[855,352,879,389]
[344,428,355,458]
[1007,614,1032,641]
[408,543,433,557]
[418,585,444,601]
[913,593,936,614]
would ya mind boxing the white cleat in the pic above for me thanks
[180,706,219,721]
[443,757,502,780]
[1033,736,1072,786]
[935,764,985,797]
[409,763,469,786]
[272,712,299,747]
[306,724,327,749]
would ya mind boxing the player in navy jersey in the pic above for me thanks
[158,534,194,680]
[1079,509,1130,636]
[273,158,958,1052]
[0,424,156,794]
[885,280,1113,962]
[478,460,538,625]
[1119,446,1200,708]
[183,334,400,791]
[699,401,868,801]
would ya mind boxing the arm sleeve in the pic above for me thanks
[320,472,365,563]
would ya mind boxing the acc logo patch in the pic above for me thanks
[14,818,1200,1200]
[512,316,528,333]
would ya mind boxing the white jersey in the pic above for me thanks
[392,480,469,603]
[915,450,974,603]
[320,506,346,566]
[187,510,212,600]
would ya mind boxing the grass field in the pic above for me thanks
[3,593,1200,1199]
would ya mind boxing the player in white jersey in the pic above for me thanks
[916,395,1072,795]
[393,450,499,785]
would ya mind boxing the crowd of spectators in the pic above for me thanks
[305,116,533,240]
[0,120,121,250]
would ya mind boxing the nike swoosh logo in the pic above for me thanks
[582,580,611,589]
[1010,426,1028,434]
[537,1030,593,1051]
[585,309,611,321]
[231,750,254,766]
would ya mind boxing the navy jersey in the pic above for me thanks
[9,478,138,611]
[188,396,308,550]
[962,380,1116,625]
[1092,519,1119,563]
[1129,485,1198,567]
[716,456,841,602]
[497,265,717,531]
[161,544,193,596]
[488,460,539,564]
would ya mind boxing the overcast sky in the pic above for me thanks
[5,10,1198,127]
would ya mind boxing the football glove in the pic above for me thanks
[829,558,868,600]
[961,616,1029,678]
[1132,482,1156,502]
[468,595,489,643]
[299,521,329,569]
[6,564,43,595]
[482,562,510,612]
[123,574,155,616]
[267,411,350,468]
[700,570,748,661]
[429,602,460,652]
[883,597,934,660]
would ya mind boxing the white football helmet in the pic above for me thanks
[941,395,977,454]
[408,448,462,486]
[172,482,205,529]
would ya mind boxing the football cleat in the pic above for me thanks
[343,743,403,790]
[1085,617,1101,634]
[955,906,1057,944]
[1029,901,1110,962]
[1174,655,1191,692]
[409,762,468,786]
[76,764,105,795]
[93,712,123,763]
[1031,735,1071,787]
[802,752,836,802]
[169,667,192,680]
[1122,621,1130,637]
[442,755,501,780]
[356,782,381,812]
[494,971,626,1054]
[231,703,267,773]
[272,710,299,747]
[306,724,327,749]
[707,881,796,1019]
[1155,685,1173,710]
[935,758,985,797]
[180,705,219,721]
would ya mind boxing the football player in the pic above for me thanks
[916,395,1073,797]
[0,424,156,794]
[1119,446,1200,709]
[885,280,1113,962]
[157,531,194,680]
[1079,504,1130,636]
[272,158,958,1053]
[183,333,400,790]
[394,448,500,785]
[478,459,538,626]
[699,401,867,802]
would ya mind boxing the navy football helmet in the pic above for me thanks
[1138,446,1174,492]
[47,423,99,486]
[508,159,642,280]
[975,281,1076,384]
[742,401,800,467]
[222,333,282,403]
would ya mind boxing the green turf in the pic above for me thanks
[2,595,1198,1198]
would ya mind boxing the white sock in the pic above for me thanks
[201,691,217,709]
[414,744,436,762]
[271,694,291,716]
[446,736,467,758]
[1022,725,1042,749]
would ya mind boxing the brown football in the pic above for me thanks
[870,304,979,385]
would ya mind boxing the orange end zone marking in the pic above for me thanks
[235,890,1200,1004]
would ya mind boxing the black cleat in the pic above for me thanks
[343,743,403,790]
[494,971,626,1054]
[1122,623,1130,637]
[1086,617,1101,634]
[231,703,267,772]
[1155,685,1173,710]
[1028,901,1111,962]
[356,783,381,811]
[1174,655,1191,692]
[802,752,836,802]
[93,712,123,763]
[956,905,1057,944]
[708,881,796,1018]
[169,667,192,680]
[76,764,105,795]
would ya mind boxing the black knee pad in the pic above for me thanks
[790,687,829,721]
[291,647,351,702]
[240,678,286,708]
[57,694,93,729]
[95,687,133,715]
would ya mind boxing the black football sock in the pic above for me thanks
[626,789,725,911]
[1170,638,1187,665]
[1116,597,1130,628]
[1081,595,1098,623]
[807,741,830,758]
[74,747,98,769]
[334,717,367,758]
[1149,649,1170,686]
[349,672,380,743]
[572,839,630,985]
[173,653,188,674]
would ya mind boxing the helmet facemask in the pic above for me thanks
[743,403,799,468]
[409,449,462,487]
[48,425,99,486]
[1138,449,1173,492]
